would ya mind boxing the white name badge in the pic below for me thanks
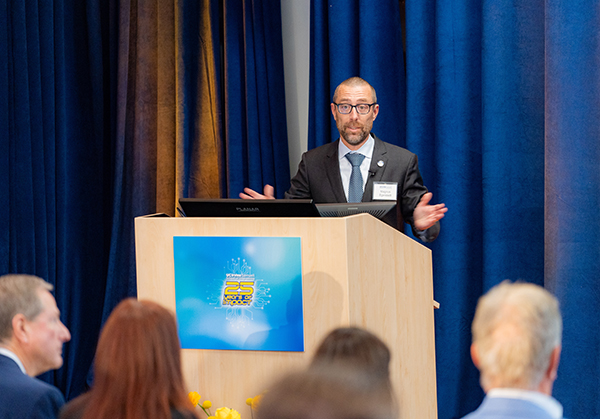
[373,182,398,201]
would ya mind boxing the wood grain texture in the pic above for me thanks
[135,214,437,418]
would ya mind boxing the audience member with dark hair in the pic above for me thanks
[0,274,72,419]
[311,326,392,393]
[256,367,397,419]
[60,298,198,419]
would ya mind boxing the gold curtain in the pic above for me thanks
[117,0,222,217]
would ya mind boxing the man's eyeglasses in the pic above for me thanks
[333,103,377,115]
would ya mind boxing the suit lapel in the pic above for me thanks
[362,135,388,202]
[325,140,347,202]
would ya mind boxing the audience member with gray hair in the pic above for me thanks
[461,281,563,419]
[0,274,71,419]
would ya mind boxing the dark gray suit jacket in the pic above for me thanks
[285,134,439,242]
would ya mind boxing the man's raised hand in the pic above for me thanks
[413,192,447,231]
[239,184,275,200]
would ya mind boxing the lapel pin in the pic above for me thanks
[377,160,384,167]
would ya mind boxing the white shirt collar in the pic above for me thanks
[487,388,563,419]
[0,347,27,374]
[338,134,375,160]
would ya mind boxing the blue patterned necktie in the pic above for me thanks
[346,153,366,203]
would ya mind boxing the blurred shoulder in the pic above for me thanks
[60,392,90,419]
[171,408,198,419]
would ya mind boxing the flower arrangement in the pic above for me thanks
[209,407,241,419]
[188,392,241,419]
[245,393,263,419]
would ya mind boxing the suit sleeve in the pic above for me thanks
[401,154,440,242]
[285,152,312,199]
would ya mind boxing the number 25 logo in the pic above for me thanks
[224,281,254,295]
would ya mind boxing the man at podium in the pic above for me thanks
[240,77,446,242]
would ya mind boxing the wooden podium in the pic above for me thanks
[135,213,438,419]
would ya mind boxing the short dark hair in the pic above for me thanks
[311,327,391,385]
[256,367,397,419]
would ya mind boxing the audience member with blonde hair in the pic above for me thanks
[60,298,198,419]
[461,281,563,419]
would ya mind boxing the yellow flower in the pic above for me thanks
[214,407,241,419]
[245,398,254,406]
[188,391,201,406]
[251,395,262,410]
[202,400,212,409]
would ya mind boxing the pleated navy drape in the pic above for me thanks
[407,0,547,415]
[310,1,600,418]
[309,0,406,150]
[545,2,600,416]
[1,0,111,397]
[222,0,291,198]
[2,0,289,400]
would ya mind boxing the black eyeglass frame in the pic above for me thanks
[332,102,378,115]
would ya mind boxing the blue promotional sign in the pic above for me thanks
[173,236,304,351]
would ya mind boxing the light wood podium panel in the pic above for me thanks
[135,214,437,419]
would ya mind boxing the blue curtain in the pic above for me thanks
[222,0,291,198]
[311,1,600,418]
[407,0,547,415]
[545,2,600,417]
[309,0,406,149]
[1,0,289,400]
[1,0,110,397]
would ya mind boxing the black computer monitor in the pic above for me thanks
[178,198,321,218]
[315,201,395,219]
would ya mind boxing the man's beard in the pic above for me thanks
[338,122,370,146]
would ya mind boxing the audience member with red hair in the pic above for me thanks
[60,298,198,419]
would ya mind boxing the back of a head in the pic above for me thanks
[0,274,52,343]
[471,281,562,390]
[256,367,397,419]
[84,298,194,419]
[311,327,391,386]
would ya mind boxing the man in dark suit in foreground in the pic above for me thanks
[462,281,563,419]
[240,77,446,242]
[0,274,71,419]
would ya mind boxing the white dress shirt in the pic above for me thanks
[338,134,375,201]
[0,347,27,374]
